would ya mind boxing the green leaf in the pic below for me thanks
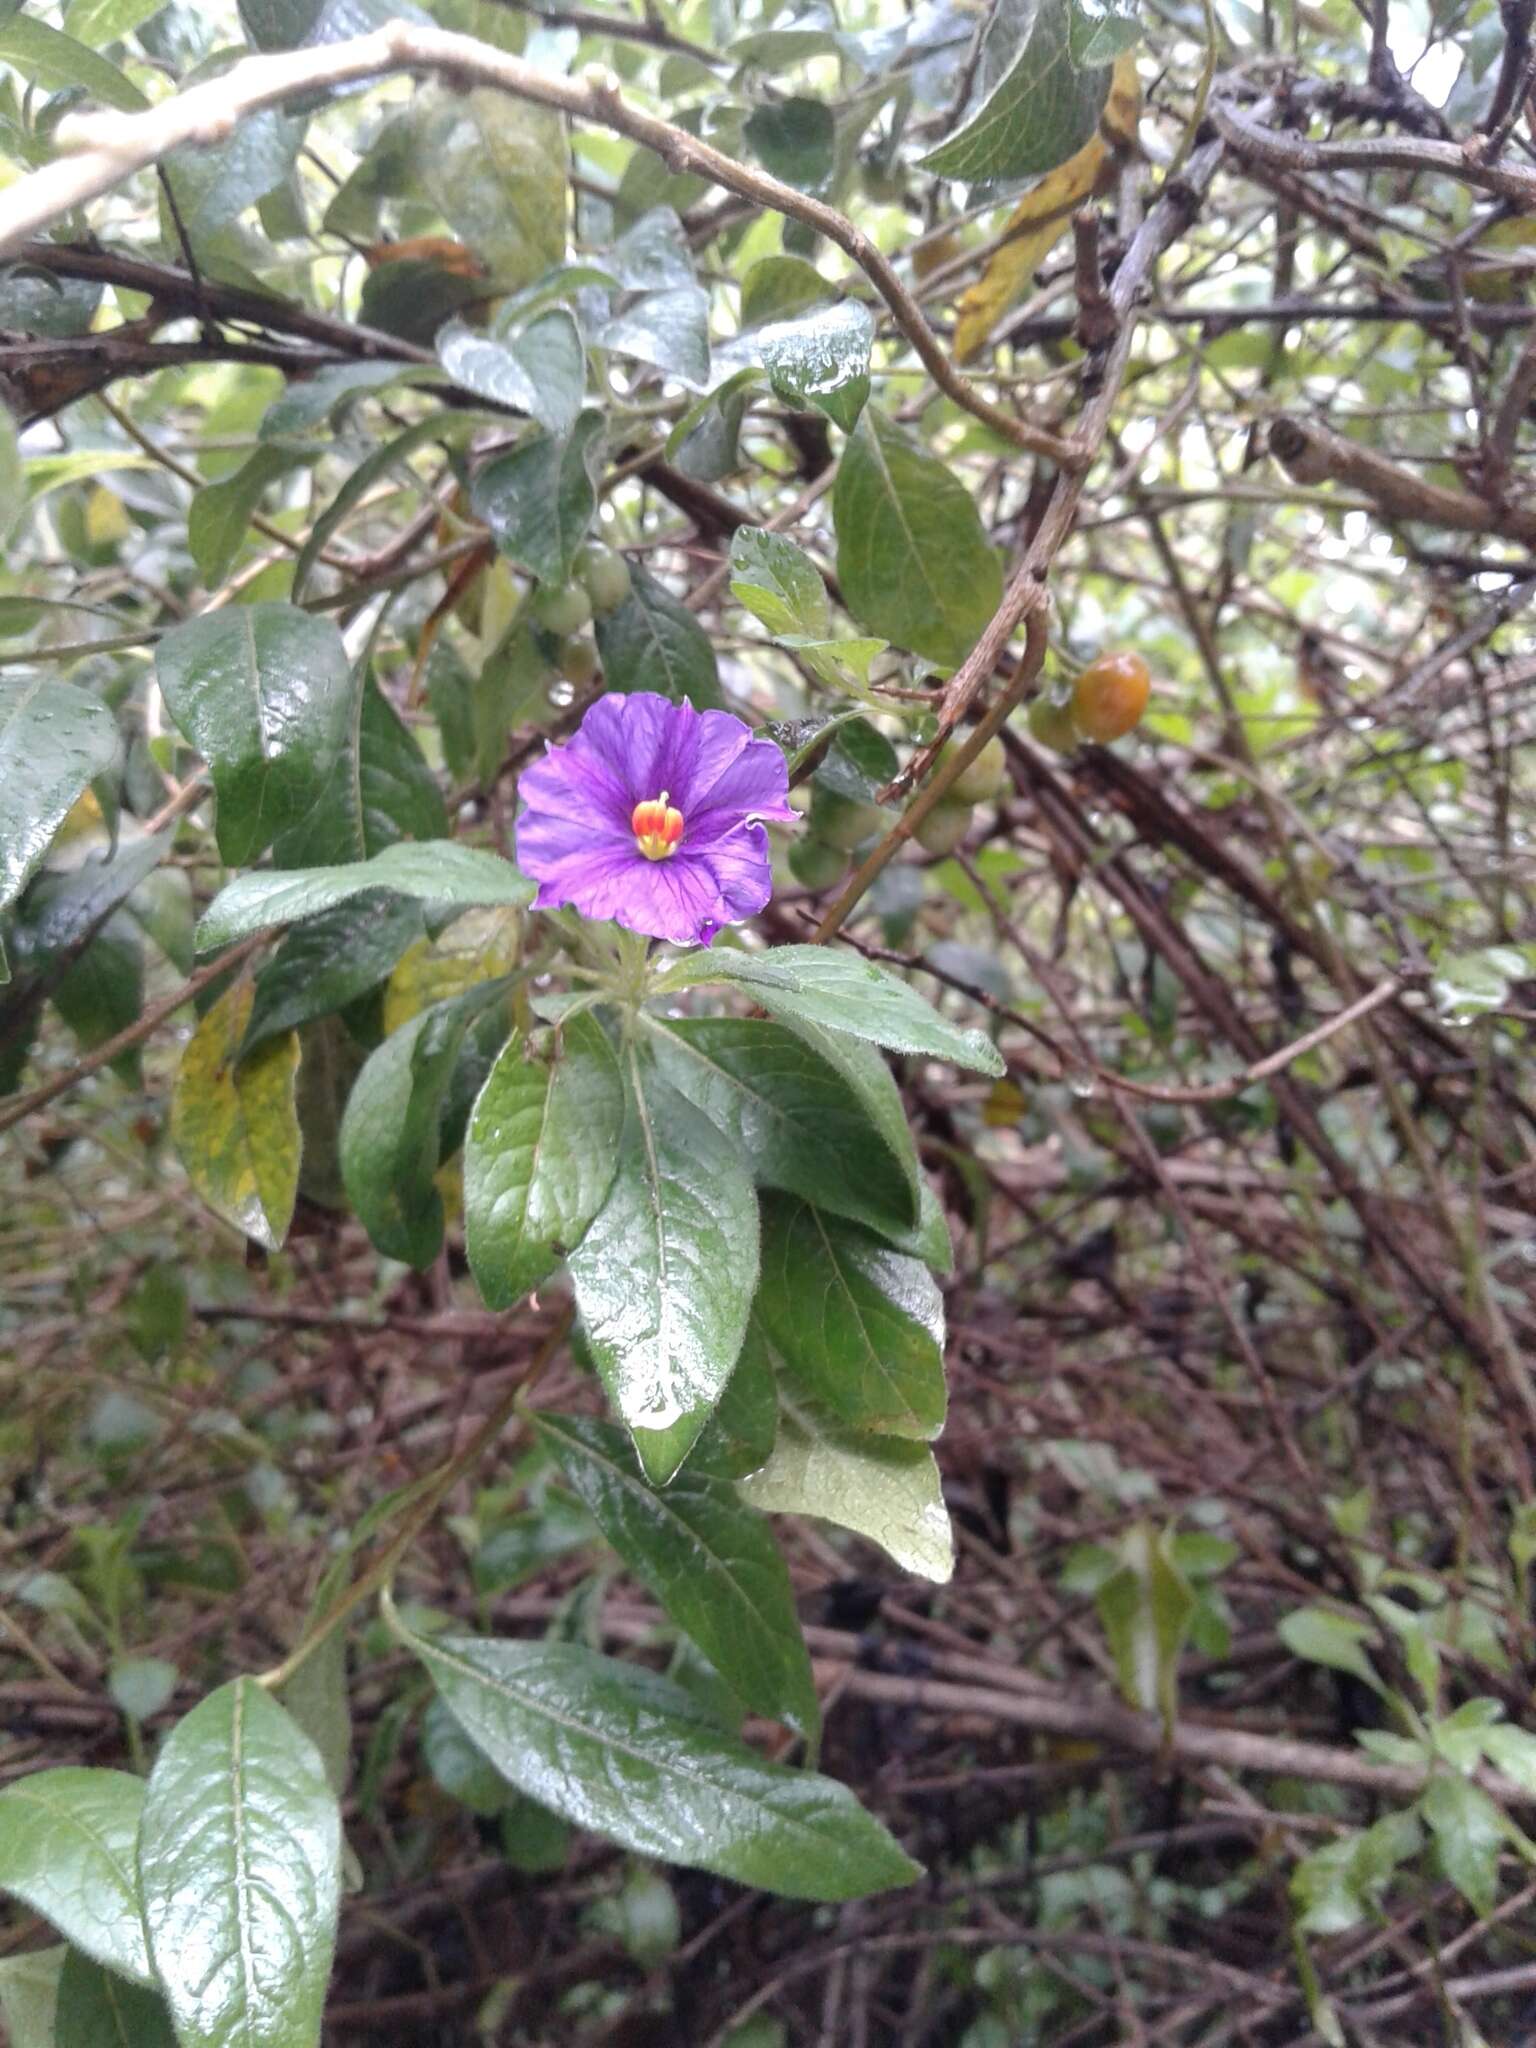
[197,842,533,951]
[922,0,1111,182]
[0,1948,64,2048]
[239,0,413,48]
[438,309,585,436]
[155,605,353,868]
[464,1011,625,1309]
[1421,1773,1506,1918]
[756,1194,946,1439]
[740,255,835,329]
[568,1051,758,1482]
[271,670,449,868]
[1291,1808,1422,1935]
[405,1630,918,1898]
[471,411,603,586]
[163,107,306,243]
[665,368,761,483]
[417,84,568,290]
[599,285,712,390]
[607,205,695,289]
[783,634,890,704]
[537,1412,820,1740]
[138,1679,341,2048]
[0,13,146,108]
[751,300,874,432]
[1067,0,1143,64]
[730,527,830,639]
[50,914,142,1075]
[292,411,469,602]
[595,565,724,708]
[243,891,424,1054]
[744,97,836,192]
[421,1693,510,1816]
[187,446,308,589]
[340,982,510,1268]
[645,1015,917,1235]
[661,943,1004,1075]
[739,1404,954,1582]
[1481,1723,1536,1793]
[0,404,20,540]
[277,1628,351,1798]
[1095,1521,1196,1727]
[0,1768,151,1985]
[357,257,485,347]
[54,1949,175,2048]
[696,1314,781,1477]
[63,0,168,46]
[1278,1606,1386,1694]
[171,981,301,1252]
[0,677,119,953]
[833,406,1002,667]
[108,1655,177,1721]
[259,360,432,441]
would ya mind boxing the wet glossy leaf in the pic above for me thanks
[729,527,830,640]
[259,360,430,440]
[596,565,723,709]
[646,1015,917,1234]
[138,1679,341,2048]
[537,1411,820,1739]
[197,842,532,951]
[756,1194,946,1439]
[464,1011,625,1309]
[740,255,832,329]
[408,1631,918,1897]
[271,671,448,868]
[0,1767,151,1985]
[439,308,585,436]
[665,368,761,483]
[156,605,352,867]
[0,677,119,955]
[243,891,424,1054]
[923,0,1111,182]
[471,411,603,586]
[568,1054,758,1482]
[599,285,711,390]
[751,299,874,432]
[833,406,1002,667]
[662,942,1004,1075]
[171,981,301,1252]
[54,1949,174,2048]
[740,1404,954,1581]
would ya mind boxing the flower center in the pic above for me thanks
[631,792,685,861]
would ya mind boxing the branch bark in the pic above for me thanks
[0,21,1075,462]
[1269,414,1536,544]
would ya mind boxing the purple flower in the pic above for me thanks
[516,691,796,947]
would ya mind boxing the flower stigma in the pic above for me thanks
[631,793,685,861]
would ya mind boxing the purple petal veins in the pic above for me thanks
[515,691,795,947]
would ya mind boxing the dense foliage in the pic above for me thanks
[1,0,1535,2040]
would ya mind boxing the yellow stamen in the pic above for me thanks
[632,792,685,861]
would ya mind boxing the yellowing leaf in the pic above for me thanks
[171,980,301,1250]
[382,906,521,1035]
[84,485,131,546]
[952,54,1140,365]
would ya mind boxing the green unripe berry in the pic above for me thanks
[789,835,847,889]
[556,634,599,686]
[948,734,1009,804]
[1028,695,1079,754]
[811,786,885,851]
[576,542,633,615]
[914,800,974,857]
[532,581,593,635]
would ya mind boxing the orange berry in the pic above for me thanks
[1070,651,1151,743]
